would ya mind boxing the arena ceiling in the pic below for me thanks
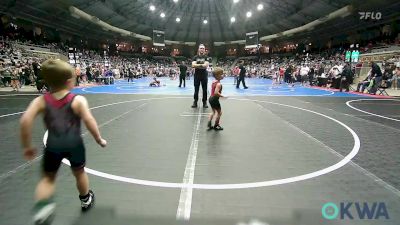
[1,0,399,44]
[69,0,354,42]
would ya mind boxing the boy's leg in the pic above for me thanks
[70,146,95,212]
[214,108,223,130]
[36,150,63,200]
[72,167,89,196]
[35,172,57,201]
[208,108,215,129]
[33,172,57,224]
[215,109,222,126]
[72,167,95,212]
[33,150,63,225]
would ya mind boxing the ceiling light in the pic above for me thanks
[203,19,208,24]
[257,4,263,10]
[233,0,239,3]
[149,5,155,11]
[176,17,181,22]
[160,12,165,18]
[173,0,178,2]
[230,17,236,23]
[246,11,252,18]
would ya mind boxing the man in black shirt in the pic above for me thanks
[191,44,211,108]
[178,61,187,88]
[236,61,248,89]
[339,63,353,92]
[368,62,383,94]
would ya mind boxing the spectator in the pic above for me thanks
[356,72,373,93]
[339,63,353,92]
[368,62,383,94]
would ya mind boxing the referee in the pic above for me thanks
[191,44,211,108]
[178,61,187,88]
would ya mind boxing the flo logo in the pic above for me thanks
[359,12,382,20]
[322,202,389,220]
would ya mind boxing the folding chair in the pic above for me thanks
[377,80,392,96]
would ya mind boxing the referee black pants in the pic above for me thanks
[237,75,247,88]
[194,74,208,104]
[179,75,186,87]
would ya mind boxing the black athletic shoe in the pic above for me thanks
[191,102,198,108]
[203,104,208,108]
[33,200,56,225]
[244,87,249,89]
[80,190,95,212]
[214,125,224,131]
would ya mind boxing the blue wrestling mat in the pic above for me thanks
[72,77,368,97]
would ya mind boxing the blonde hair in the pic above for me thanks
[41,59,74,89]
[212,67,224,80]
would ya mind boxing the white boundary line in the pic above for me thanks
[346,99,400,122]
[0,155,42,181]
[0,94,39,118]
[257,103,400,197]
[0,111,26,118]
[176,111,202,220]
[46,97,361,190]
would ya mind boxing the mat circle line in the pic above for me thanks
[346,99,400,122]
[42,96,360,189]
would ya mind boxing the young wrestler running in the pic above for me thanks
[207,67,225,131]
[20,59,107,225]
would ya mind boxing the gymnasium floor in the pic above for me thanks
[0,78,400,225]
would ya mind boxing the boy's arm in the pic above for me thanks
[72,96,106,147]
[20,96,45,159]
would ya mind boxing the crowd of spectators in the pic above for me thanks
[1,21,400,94]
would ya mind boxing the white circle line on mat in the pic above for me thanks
[346,99,400,122]
[42,96,360,189]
